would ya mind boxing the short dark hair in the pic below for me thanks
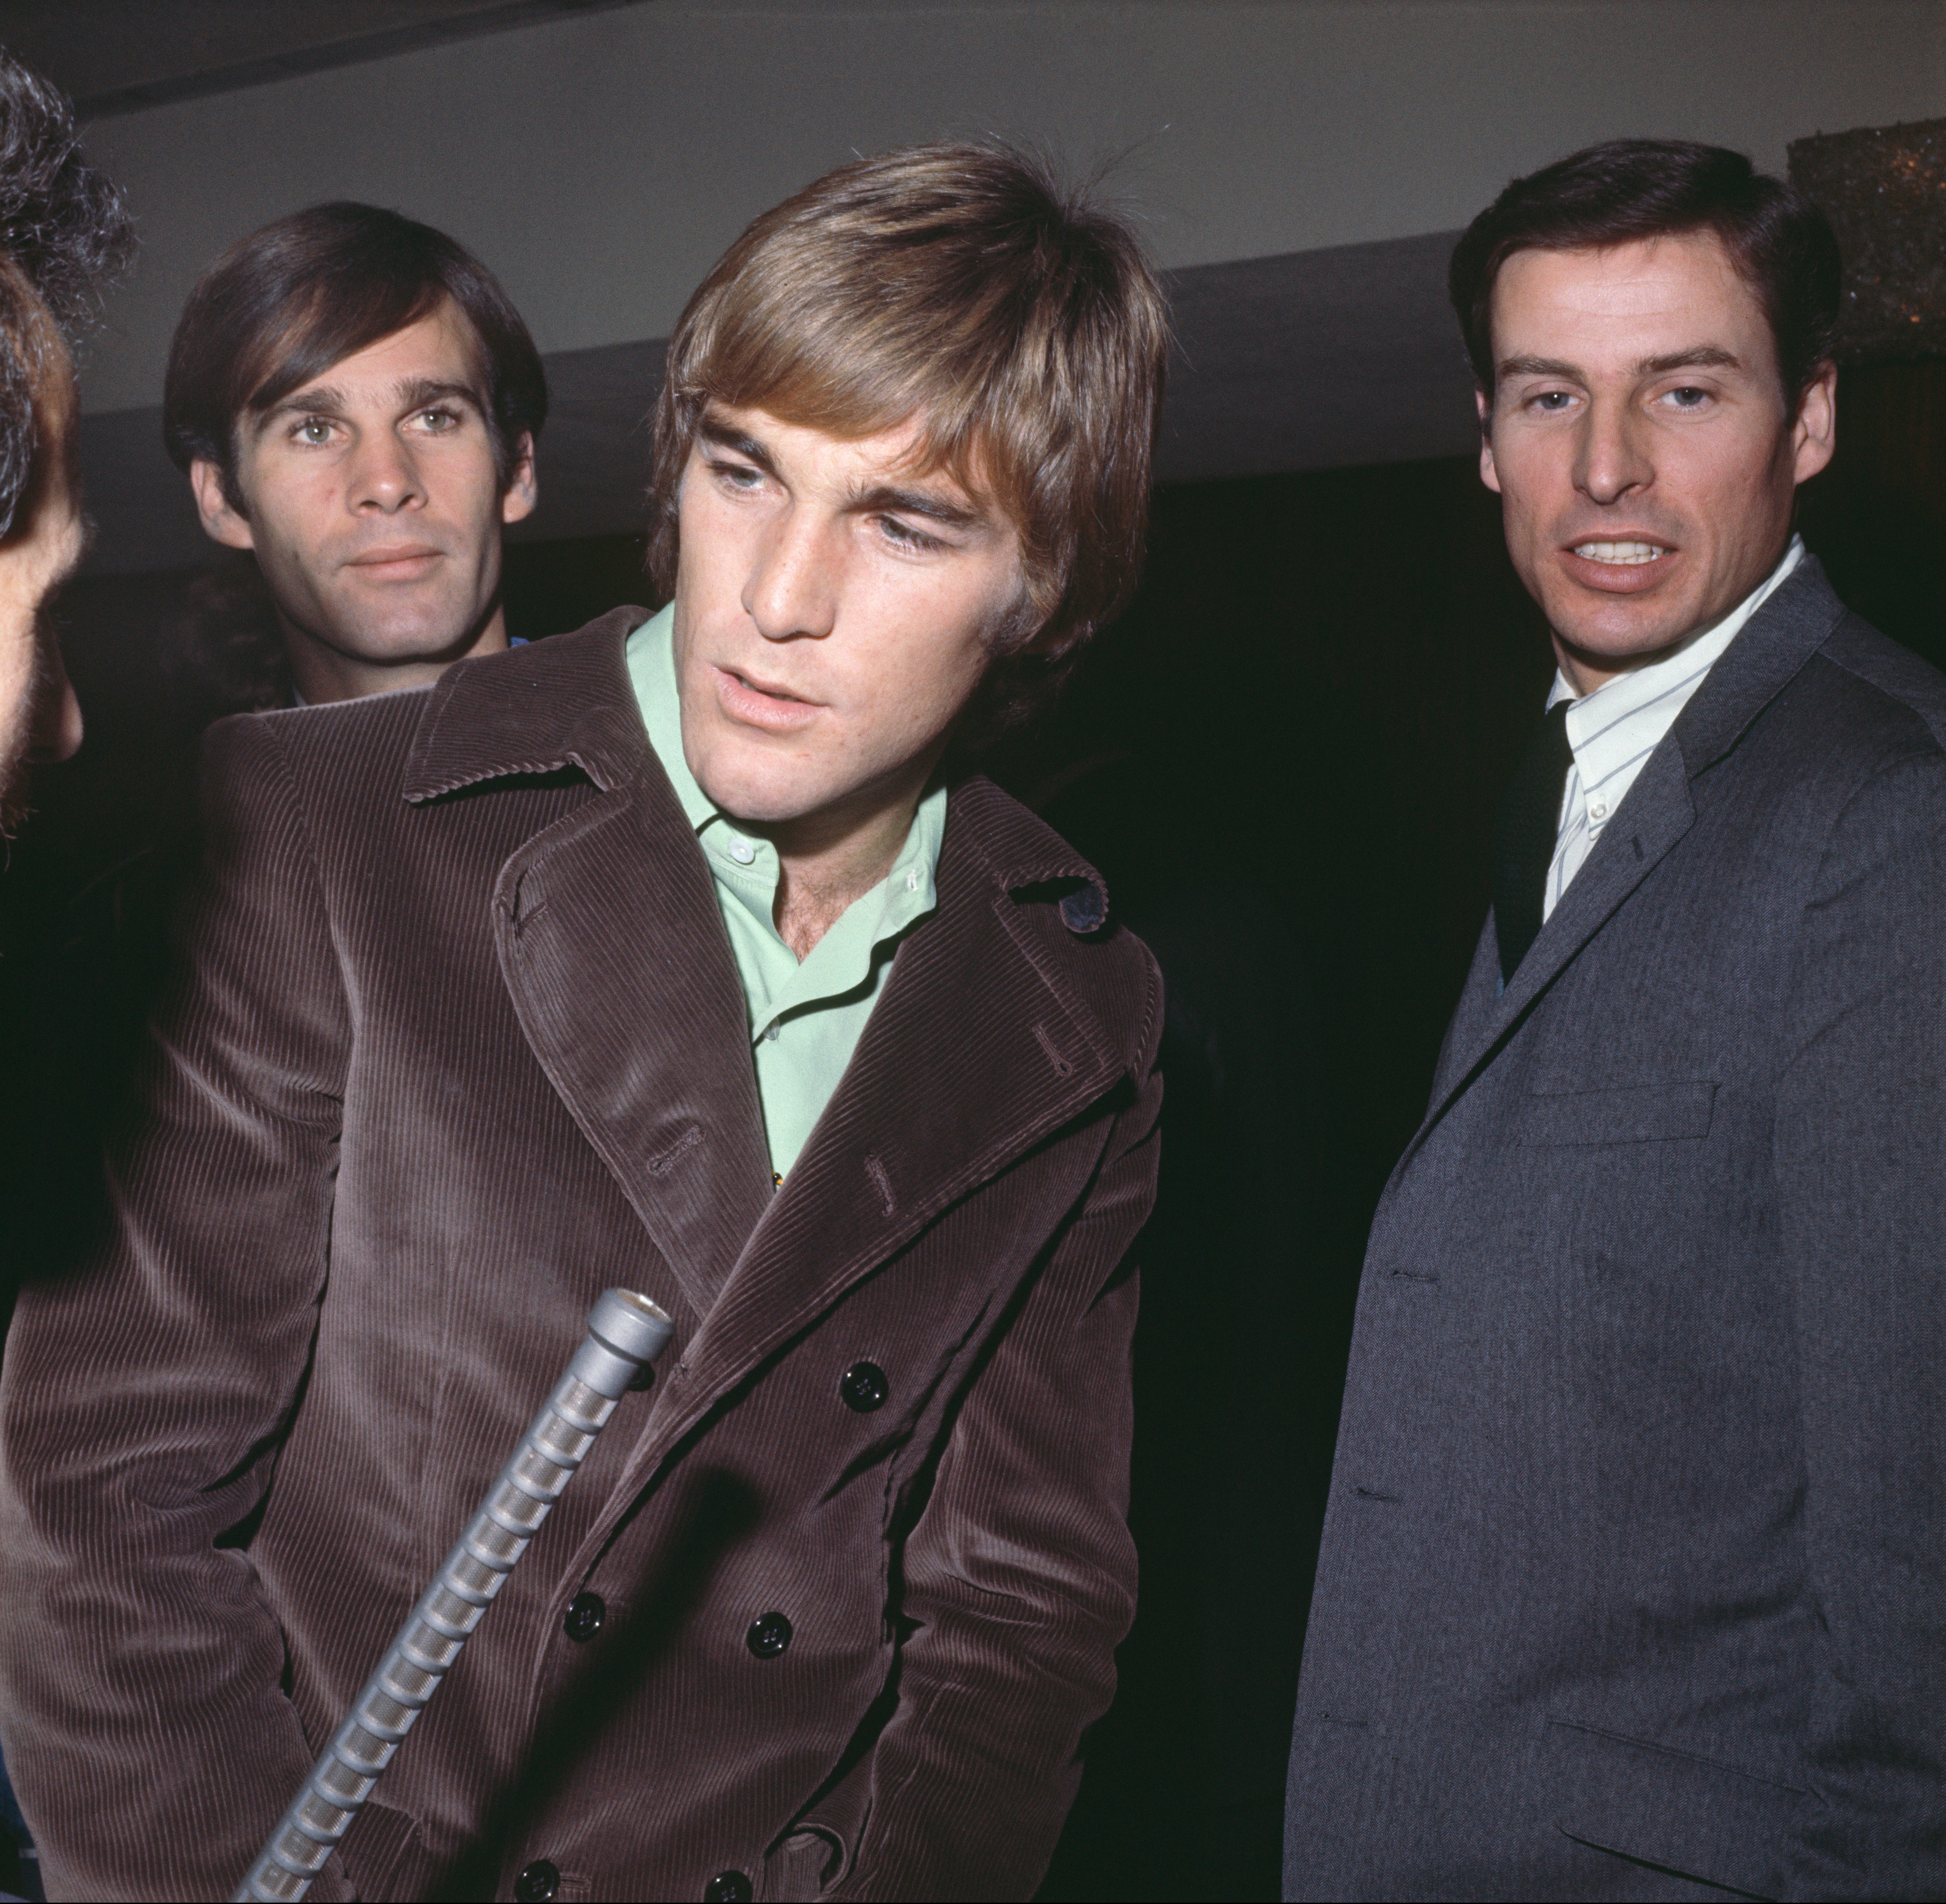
[1450,139,1842,404]
[162,202,548,513]
[0,48,133,538]
[648,140,1169,739]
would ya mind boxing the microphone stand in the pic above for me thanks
[234,1288,674,1903]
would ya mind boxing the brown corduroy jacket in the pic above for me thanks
[0,610,1163,1904]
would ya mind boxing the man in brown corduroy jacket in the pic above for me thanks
[0,144,1170,1904]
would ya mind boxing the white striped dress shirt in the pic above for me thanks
[1542,536,1804,921]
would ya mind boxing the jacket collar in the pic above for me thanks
[402,606,653,802]
[1402,555,1847,1170]
[1661,552,1849,778]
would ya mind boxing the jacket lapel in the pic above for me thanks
[1402,557,1849,1166]
[490,778,774,1321]
[403,612,774,1320]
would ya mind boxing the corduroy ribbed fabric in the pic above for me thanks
[0,610,1164,1904]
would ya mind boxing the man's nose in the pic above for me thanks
[742,504,838,642]
[347,430,425,515]
[1574,395,1653,506]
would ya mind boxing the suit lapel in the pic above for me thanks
[1402,745,1696,1165]
[1399,558,1848,1168]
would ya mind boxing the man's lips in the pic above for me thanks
[710,663,821,733]
[1559,535,1679,594]
[343,543,444,580]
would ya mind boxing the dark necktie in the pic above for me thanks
[1492,700,1575,983]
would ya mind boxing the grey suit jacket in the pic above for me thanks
[1284,559,1946,1902]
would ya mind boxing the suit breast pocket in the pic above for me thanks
[1517,1081,1717,1146]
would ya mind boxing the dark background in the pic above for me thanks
[3,359,1941,1902]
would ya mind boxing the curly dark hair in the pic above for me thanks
[0,47,133,538]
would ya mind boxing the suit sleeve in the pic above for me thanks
[1775,747,1946,1899]
[813,990,1163,1904]
[0,714,356,1903]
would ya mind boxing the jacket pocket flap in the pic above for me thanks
[1544,1717,1810,1900]
[336,1796,430,1901]
[1519,1081,1717,1146]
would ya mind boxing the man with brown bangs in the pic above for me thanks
[162,200,546,707]
[0,142,1169,1903]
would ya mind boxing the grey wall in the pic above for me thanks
[63,0,1946,569]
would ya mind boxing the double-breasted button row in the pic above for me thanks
[567,1590,791,1659]
[840,1360,887,1411]
[518,1856,750,1902]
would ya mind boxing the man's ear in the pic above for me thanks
[500,431,538,525]
[1476,387,1501,494]
[189,459,255,550]
[1792,361,1838,486]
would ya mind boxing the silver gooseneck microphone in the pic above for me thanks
[234,1288,675,1903]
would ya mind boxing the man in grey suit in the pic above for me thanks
[1284,139,1946,1902]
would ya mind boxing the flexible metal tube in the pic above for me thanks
[234,1288,675,1903]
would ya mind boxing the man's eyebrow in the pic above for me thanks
[849,480,985,531]
[697,416,779,476]
[256,377,485,433]
[696,416,987,530]
[256,382,349,431]
[390,377,484,412]
[1497,355,1582,382]
[1635,346,1742,377]
[1496,347,1746,382]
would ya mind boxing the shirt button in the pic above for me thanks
[746,1610,793,1657]
[704,1874,753,1904]
[728,840,755,865]
[1590,802,1608,820]
[840,1361,889,1412]
[562,1591,605,1643]
[763,1023,780,1042]
[513,1859,560,1903]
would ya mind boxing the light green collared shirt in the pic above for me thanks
[626,605,945,1180]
